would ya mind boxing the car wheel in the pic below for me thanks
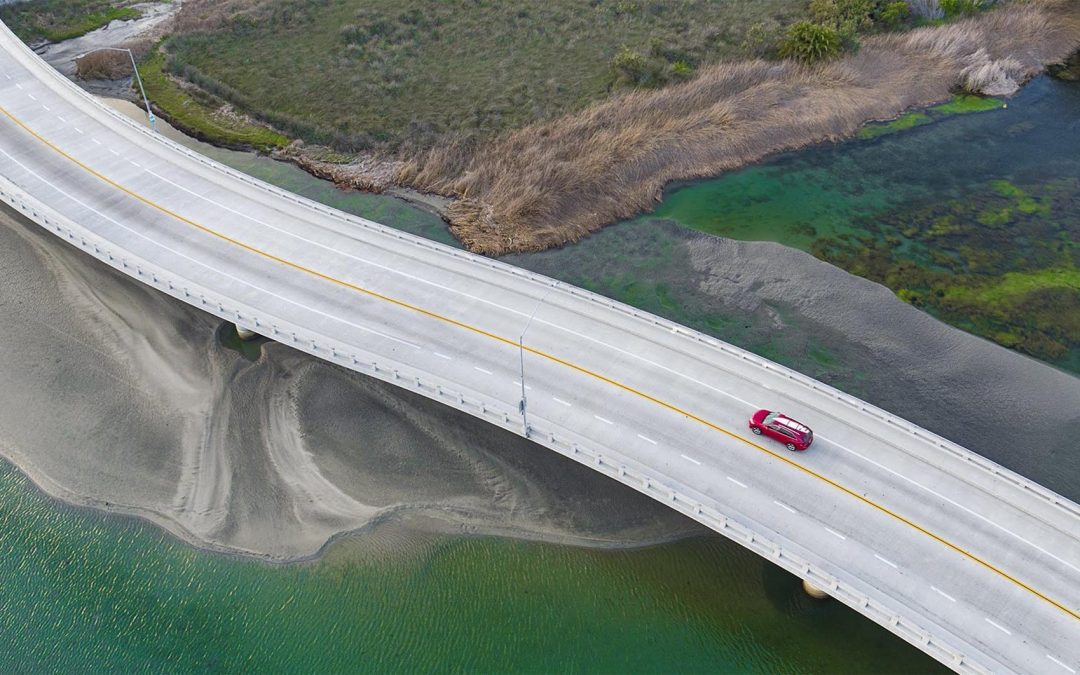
[751,426,762,435]
[786,443,797,451]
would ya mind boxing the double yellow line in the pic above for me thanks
[2,102,1076,623]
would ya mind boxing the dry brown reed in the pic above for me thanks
[395,0,1080,255]
[74,41,152,80]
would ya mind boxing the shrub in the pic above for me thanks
[611,46,650,84]
[778,21,842,62]
[670,60,694,81]
[741,20,782,58]
[809,0,875,36]
[878,1,911,28]
[609,46,669,87]
[940,0,989,18]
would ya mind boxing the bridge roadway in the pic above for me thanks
[1,23,1078,672]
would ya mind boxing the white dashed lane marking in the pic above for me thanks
[594,415,613,425]
[930,586,956,603]
[984,618,1011,636]
[773,500,796,514]
[726,476,748,489]
[680,454,701,465]
[473,366,493,375]
[432,352,452,361]
[1047,654,1076,674]
[825,527,847,541]
[874,554,899,569]
[637,433,657,445]
[552,397,572,407]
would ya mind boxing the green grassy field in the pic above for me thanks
[138,48,289,152]
[0,0,140,43]
[165,0,806,151]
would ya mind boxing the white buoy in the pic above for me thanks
[235,324,258,341]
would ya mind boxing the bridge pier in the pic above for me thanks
[802,579,829,600]
[235,324,258,341]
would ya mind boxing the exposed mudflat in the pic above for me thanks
[0,205,703,561]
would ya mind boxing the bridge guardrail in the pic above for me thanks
[0,174,992,673]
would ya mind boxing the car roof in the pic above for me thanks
[774,414,811,434]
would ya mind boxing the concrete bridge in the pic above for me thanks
[1,23,1078,673]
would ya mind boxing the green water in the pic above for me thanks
[0,462,940,672]
[650,79,1080,371]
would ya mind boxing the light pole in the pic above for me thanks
[78,47,155,130]
[518,289,552,438]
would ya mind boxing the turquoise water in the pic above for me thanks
[0,462,940,672]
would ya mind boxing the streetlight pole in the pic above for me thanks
[78,47,155,130]
[518,289,552,439]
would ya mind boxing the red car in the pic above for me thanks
[749,410,814,451]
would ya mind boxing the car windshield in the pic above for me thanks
[763,412,780,425]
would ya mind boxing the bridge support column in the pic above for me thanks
[802,579,829,600]
[235,324,258,341]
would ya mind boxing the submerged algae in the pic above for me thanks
[652,76,1080,372]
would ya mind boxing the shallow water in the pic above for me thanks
[0,462,941,672]
[651,77,1080,372]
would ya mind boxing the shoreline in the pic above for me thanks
[0,453,698,565]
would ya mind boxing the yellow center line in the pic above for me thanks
[2,102,1077,623]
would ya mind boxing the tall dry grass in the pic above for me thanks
[395,0,1080,255]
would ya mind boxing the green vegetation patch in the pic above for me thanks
[0,1,140,43]
[812,176,1080,367]
[163,0,806,151]
[859,94,1003,139]
[137,48,289,152]
[858,112,931,139]
[931,94,1004,115]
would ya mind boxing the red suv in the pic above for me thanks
[749,410,814,451]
